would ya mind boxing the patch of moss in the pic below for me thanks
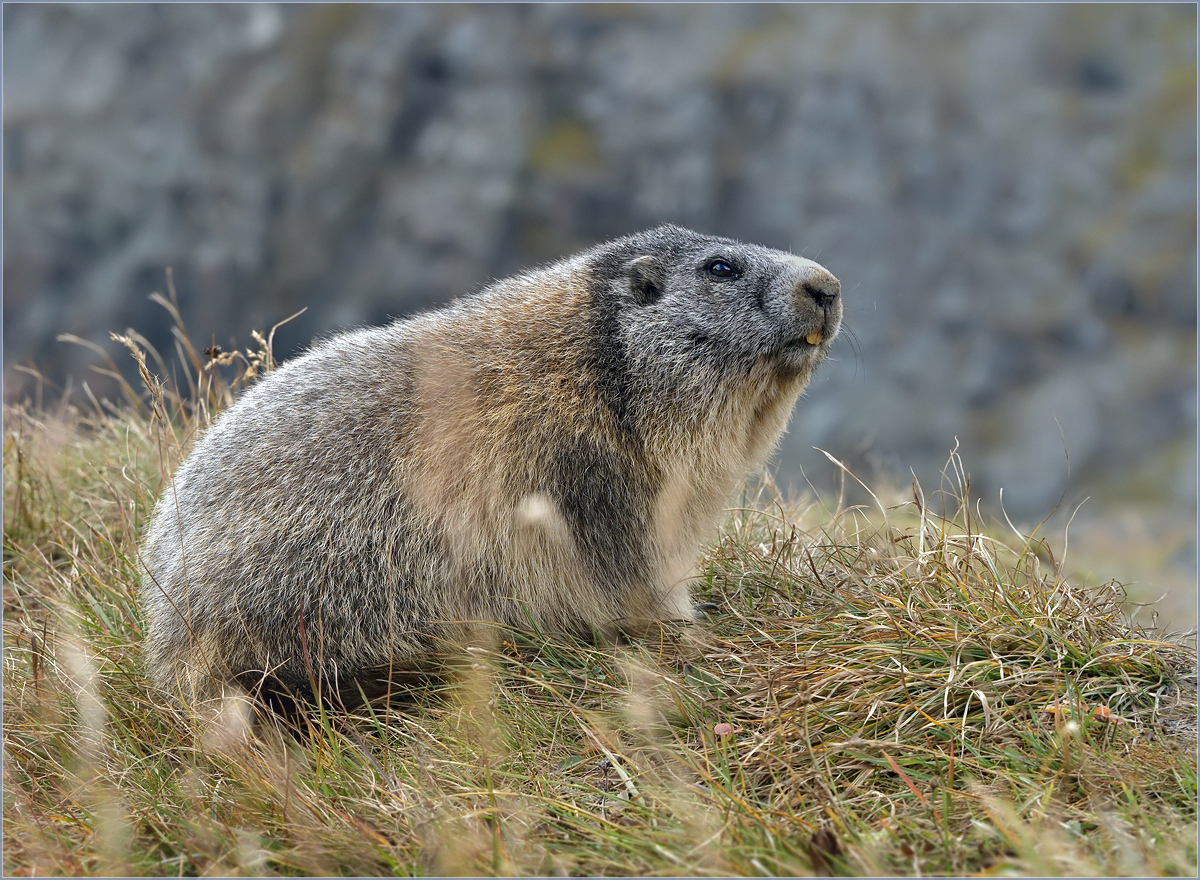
[528,118,602,177]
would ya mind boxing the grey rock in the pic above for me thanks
[2,3,1194,531]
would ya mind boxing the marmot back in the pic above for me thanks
[140,225,842,705]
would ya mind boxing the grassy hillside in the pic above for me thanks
[3,310,1196,876]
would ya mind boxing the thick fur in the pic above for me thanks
[140,225,842,704]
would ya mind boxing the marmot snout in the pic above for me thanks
[140,224,842,704]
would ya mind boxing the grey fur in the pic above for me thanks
[140,225,842,703]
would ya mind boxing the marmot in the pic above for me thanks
[140,225,842,705]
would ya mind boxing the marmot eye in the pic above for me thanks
[706,260,739,280]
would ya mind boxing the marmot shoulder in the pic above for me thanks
[140,224,842,704]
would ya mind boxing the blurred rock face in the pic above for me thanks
[3,4,1195,520]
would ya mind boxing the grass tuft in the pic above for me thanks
[3,303,1195,876]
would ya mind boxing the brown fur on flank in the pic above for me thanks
[140,225,842,705]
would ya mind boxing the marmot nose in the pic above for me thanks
[795,269,840,309]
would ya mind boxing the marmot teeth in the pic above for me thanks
[806,331,823,345]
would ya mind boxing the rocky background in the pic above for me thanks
[4,5,1196,623]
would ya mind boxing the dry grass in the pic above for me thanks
[3,298,1196,876]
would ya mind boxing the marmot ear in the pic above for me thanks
[626,255,665,304]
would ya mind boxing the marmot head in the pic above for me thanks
[590,225,842,396]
